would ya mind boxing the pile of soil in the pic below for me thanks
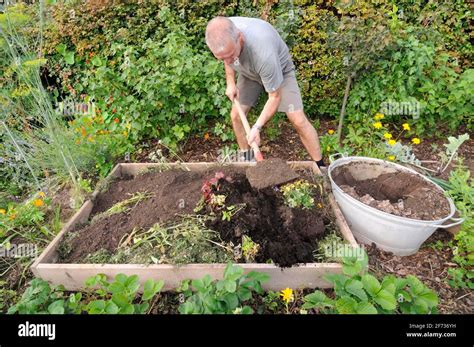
[204,173,325,267]
[245,158,300,189]
[333,165,450,220]
[60,166,327,267]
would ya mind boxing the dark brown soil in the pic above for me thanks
[61,167,326,267]
[204,173,326,267]
[245,158,300,189]
[333,164,451,220]
[63,167,244,263]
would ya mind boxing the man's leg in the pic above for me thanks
[278,71,324,165]
[286,109,323,162]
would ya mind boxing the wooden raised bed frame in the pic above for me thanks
[31,161,359,291]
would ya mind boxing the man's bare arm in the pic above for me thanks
[224,63,238,100]
[224,63,236,86]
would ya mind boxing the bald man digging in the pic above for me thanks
[206,16,325,168]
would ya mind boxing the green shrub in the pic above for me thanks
[346,27,473,134]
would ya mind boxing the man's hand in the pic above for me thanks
[226,84,239,101]
[247,125,261,146]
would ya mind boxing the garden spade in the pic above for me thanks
[233,99,300,189]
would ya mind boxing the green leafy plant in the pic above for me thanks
[55,43,75,65]
[319,130,351,158]
[213,121,235,142]
[241,235,260,263]
[8,274,164,314]
[84,273,163,314]
[177,262,269,314]
[261,290,281,313]
[302,250,439,314]
[0,192,51,247]
[0,280,17,313]
[280,180,318,209]
[7,278,81,314]
[443,164,474,289]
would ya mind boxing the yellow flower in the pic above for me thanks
[374,113,384,120]
[9,214,16,220]
[388,155,395,161]
[412,138,421,145]
[280,288,294,304]
[383,133,392,139]
[388,139,397,146]
[327,129,335,135]
[326,145,331,152]
[317,203,323,209]
[33,199,44,207]
[38,192,46,198]
[402,123,410,131]
[373,122,383,129]
[0,209,6,215]
[123,131,128,137]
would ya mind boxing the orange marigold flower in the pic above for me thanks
[204,132,210,140]
[33,199,44,207]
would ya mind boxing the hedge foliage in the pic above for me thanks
[20,0,474,145]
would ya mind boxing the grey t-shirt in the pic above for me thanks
[229,17,295,93]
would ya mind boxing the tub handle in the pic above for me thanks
[329,152,348,163]
[431,216,465,229]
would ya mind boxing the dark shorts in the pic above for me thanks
[236,70,304,113]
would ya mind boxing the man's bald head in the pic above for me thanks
[205,16,239,54]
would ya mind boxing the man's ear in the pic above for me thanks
[238,31,244,44]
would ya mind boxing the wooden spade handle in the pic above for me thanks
[233,99,264,162]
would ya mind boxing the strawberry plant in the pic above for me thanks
[302,250,439,314]
[84,273,163,314]
[177,263,269,314]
